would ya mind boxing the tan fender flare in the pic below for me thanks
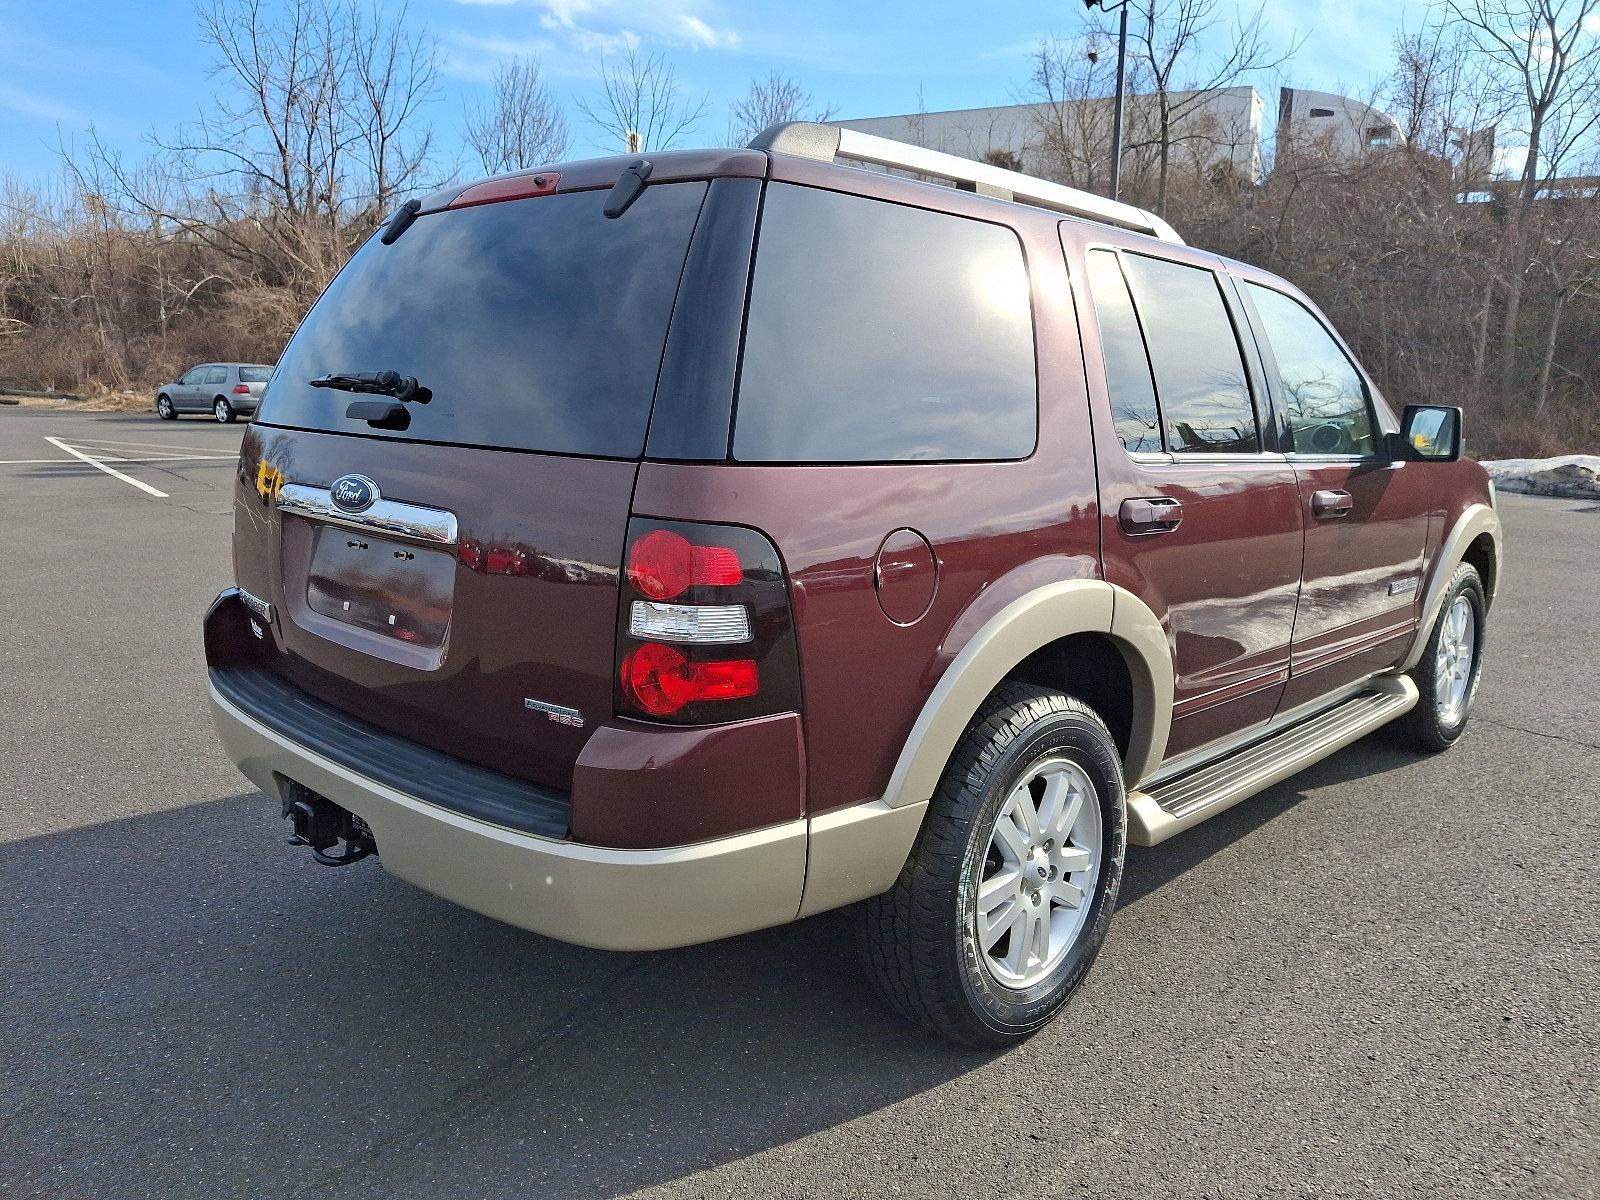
[881,579,1173,809]
[798,579,1173,919]
[1399,503,1503,673]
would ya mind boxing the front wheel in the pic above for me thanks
[156,394,176,420]
[213,397,236,423]
[1392,563,1486,752]
[859,684,1126,1047]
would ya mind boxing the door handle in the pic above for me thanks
[1119,496,1184,534]
[1311,489,1354,518]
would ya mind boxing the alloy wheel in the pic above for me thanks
[973,757,1102,990]
[1434,595,1476,726]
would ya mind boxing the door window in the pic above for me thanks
[181,367,206,385]
[1085,250,1161,454]
[1120,254,1259,453]
[204,366,228,385]
[1246,283,1376,456]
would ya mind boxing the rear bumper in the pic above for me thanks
[209,679,807,950]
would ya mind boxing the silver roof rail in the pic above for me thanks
[749,121,1183,245]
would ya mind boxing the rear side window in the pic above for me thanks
[1246,283,1377,456]
[238,366,273,383]
[1085,249,1161,454]
[204,366,228,385]
[1119,254,1258,454]
[259,183,708,457]
[733,184,1036,463]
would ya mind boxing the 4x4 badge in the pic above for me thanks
[330,474,379,514]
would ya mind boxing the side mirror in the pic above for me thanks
[1397,404,1462,462]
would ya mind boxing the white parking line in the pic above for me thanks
[43,436,168,498]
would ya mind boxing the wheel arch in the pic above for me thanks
[880,579,1173,812]
[1400,503,1502,673]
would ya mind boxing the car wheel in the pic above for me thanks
[156,394,176,420]
[1393,563,1486,752]
[859,683,1126,1047]
[213,397,236,423]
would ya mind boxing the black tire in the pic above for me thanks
[859,683,1127,1048]
[213,396,236,423]
[156,394,177,420]
[1391,563,1486,753]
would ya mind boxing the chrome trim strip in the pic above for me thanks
[276,483,458,547]
[1146,672,1384,788]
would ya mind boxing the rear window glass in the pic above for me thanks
[238,366,273,383]
[732,184,1036,463]
[1120,253,1258,454]
[258,182,708,457]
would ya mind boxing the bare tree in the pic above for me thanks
[577,48,707,152]
[70,0,440,301]
[1113,0,1300,215]
[1025,34,1122,192]
[1447,0,1600,403]
[728,71,836,144]
[464,56,570,175]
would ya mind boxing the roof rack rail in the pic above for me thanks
[748,121,1183,245]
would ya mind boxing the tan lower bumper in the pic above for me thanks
[210,683,807,951]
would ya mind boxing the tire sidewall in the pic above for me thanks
[156,395,174,419]
[1431,568,1487,740]
[952,710,1126,1039]
[214,397,234,423]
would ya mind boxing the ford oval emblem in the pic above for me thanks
[330,474,379,514]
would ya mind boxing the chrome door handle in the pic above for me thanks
[1119,496,1184,534]
[1311,489,1354,518]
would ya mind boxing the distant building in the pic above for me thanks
[834,87,1264,184]
[832,85,1409,189]
[1276,88,1405,162]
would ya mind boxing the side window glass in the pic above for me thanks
[206,366,228,385]
[1121,254,1259,453]
[1085,249,1161,454]
[1247,284,1376,455]
[182,367,204,385]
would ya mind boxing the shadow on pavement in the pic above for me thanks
[2,732,1423,1199]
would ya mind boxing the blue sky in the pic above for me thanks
[0,0,1432,185]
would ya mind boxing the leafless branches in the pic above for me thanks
[576,48,707,152]
[728,71,837,144]
[463,56,570,175]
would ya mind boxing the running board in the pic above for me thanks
[1126,675,1419,847]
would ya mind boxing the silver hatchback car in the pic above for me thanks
[155,363,274,423]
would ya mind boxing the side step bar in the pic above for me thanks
[1127,675,1419,847]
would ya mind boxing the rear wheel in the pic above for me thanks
[213,396,236,423]
[156,394,176,420]
[859,684,1126,1047]
[1392,563,1486,752]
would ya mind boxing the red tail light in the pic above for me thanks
[232,384,251,395]
[615,519,800,724]
[621,642,758,716]
[626,529,744,601]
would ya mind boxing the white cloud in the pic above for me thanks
[441,31,563,81]
[0,83,89,126]
[455,0,739,53]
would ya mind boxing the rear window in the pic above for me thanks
[238,366,273,383]
[732,184,1037,463]
[258,182,708,457]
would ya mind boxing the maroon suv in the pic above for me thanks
[206,123,1502,1046]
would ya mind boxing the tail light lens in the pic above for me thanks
[232,384,251,395]
[615,518,800,723]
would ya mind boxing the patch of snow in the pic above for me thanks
[1481,454,1600,499]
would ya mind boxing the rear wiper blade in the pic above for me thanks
[310,370,431,404]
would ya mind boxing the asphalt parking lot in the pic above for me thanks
[1,403,1596,1200]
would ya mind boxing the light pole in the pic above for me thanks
[1084,0,1130,201]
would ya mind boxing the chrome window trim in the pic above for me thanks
[276,483,458,547]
